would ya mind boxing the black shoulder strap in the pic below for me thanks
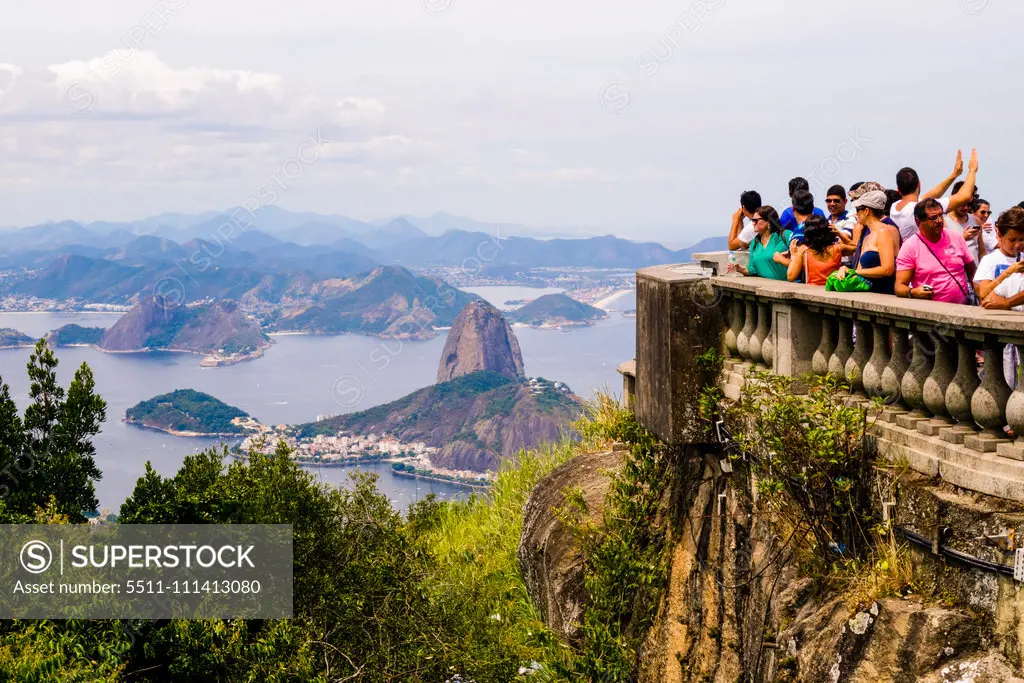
[917,232,971,301]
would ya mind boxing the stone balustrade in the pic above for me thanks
[709,272,1024,500]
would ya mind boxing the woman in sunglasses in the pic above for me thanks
[733,206,791,280]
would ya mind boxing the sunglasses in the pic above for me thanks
[825,198,843,204]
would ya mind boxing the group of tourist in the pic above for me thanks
[726,149,1024,310]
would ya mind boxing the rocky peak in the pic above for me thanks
[437,301,525,383]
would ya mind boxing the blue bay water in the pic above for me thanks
[0,287,635,512]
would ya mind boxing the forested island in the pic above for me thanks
[125,389,256,436]
[46,323,105,346]
[509,293,607,328]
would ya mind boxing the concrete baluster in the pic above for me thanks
[1005,345,1024,453]
[761,306,775,370]
[901,331,934,415]
[845,319,873,393]
[749,304,768,365]
[971,338,1012,438]
[736,301,756,360]
[946,339,981,424]
[863,321,890,398]
[828,317,853,379]
[812,317,837,376]
[724,298,742,357]
[922,337,956,420]
[880,327,910,406]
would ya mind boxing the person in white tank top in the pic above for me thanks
[889,149,979,241]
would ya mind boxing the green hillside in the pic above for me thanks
[126,389,250,435]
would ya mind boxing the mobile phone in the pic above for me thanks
[922,284,933,292]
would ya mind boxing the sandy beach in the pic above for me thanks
[593,289,636,310]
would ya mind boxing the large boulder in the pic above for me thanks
[518,448,623,639]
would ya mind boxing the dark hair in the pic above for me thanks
[913,197,944,224]
[826,184,846,200]
[740,190,762,214]
[849,181,865,194]
[896,167,920,195]
[1017,201,1024,210]
[950,180,979,199]
[802,215,836,256]
[754,205,781,236]
[995,207,1024,237]
[971,198,990,213]
[788,177,809,197]
[884,189,901,215]
[791,189,815,215]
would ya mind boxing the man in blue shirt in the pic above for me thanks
[782,189,826,244]
[779,177,826,237]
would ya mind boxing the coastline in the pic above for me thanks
[40,343,270,367]
[0,310,125,315]
[267,328,437,341]
[390,468,489,490]
[124,419,245,439]
[228,451,489,488]
[592,288,635,310]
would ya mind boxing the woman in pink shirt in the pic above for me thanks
[895,198,977,304]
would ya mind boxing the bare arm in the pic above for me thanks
[896,268,934,299]
[976,260,1024,300]
[983,290,1024,310]
[727,209,748,250]
[853,231,897,278]
[786,247,804,282]
[947,148,979,213]
[921,150,963,200]
[964,258,977,284]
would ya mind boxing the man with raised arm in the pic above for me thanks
[890,149,978,242]
[727,190,763,251]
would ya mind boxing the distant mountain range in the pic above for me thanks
[0,207,722,277]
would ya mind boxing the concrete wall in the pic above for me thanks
[634,266,724,446]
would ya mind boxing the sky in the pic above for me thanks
[0,0,1018,243]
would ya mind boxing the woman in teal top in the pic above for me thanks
[735,206,792,280]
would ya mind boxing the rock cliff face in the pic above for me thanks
[520,450,1024,681]
[100,297,269,354]
[437,301,525,383]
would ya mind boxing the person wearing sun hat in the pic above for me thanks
[841,181,886,265]
[848,181,885,202]
[836,189,901,295]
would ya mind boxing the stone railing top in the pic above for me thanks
[636,263,1024,343]
[637,264,718,284]
[712,273,1024,343]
